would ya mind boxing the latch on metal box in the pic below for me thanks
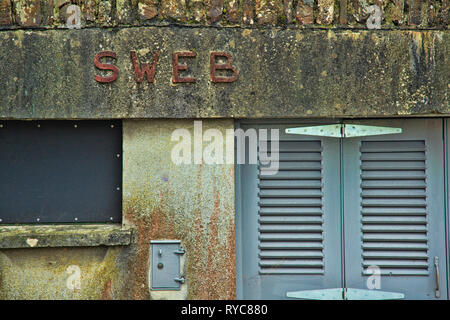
[150,240,185,290]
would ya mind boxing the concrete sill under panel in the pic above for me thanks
[0,224,132,249]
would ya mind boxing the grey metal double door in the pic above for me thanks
[238,119,447,300]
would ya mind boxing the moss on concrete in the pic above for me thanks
[0,225,132,248]
[122,120,236,299]
[0,28,447,119]
[0,246,130,299]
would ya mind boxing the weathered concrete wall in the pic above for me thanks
[0,0,448,29]
[0,28,447,119]
[122,119,236,299]
[0,119,236,300]
[0,246,131,299]
[0,0,447,302]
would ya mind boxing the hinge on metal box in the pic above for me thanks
[285,124,402,138]
[286,288,405,300]
[174,248,185,255]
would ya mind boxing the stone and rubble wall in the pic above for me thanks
[0,0,448,29]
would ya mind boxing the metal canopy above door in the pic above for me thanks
[285,124,402,138]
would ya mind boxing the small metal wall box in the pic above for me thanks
[150,240,185,290]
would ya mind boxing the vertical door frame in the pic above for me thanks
[444,119,450,299]
[235,120,244,299]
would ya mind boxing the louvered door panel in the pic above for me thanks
[344,119,447,300]
[240,119,447,299]
[240,123,341,299]
[258,140,324,275]
[360,140,429,276]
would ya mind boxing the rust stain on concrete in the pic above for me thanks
[122,120,236,300]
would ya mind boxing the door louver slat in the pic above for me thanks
[363,242,428,250]
[258,140,324,275]
[362,208,427,215]
[259,189,323,197]
[362,225,427,232]
[259,180,322,189]
[259,242,324,250]
[360,140,429,276]
[259,207,323,215]
[363,234,428,241]
[259,216,323,224]
[362,216,426,224]
[362,251,428,259]
[362,180,426,189]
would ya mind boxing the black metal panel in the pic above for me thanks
[0,121,122,224]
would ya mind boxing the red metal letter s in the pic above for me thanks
[94,51,119,83]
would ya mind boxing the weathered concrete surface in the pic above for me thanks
[0,225,132,249]
[0,246,130,299]
[0,119,235,300]
[0,27,448,119]
[123,120,236,299]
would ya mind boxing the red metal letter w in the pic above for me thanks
[130,51,159,83]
